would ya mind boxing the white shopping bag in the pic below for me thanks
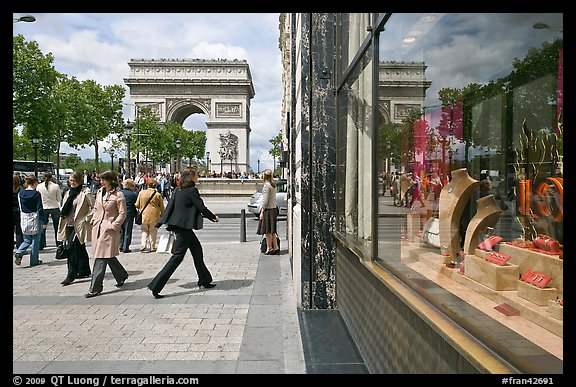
[158,232,175,254]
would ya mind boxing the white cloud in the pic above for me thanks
[188,41,249,61]
[15,13,283,171]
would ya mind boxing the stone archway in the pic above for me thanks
[124,59,255,174]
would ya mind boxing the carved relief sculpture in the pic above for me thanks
[218,131,239,162]
[438,168,479,262]
[463,195,503,255]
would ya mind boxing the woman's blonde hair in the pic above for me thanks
[262,169,276,188]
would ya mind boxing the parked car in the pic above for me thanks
[247,179,288,218]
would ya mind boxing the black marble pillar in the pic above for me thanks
[296,13,337,309]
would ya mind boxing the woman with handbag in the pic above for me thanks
[85,170,129,298]
[14,175,48,267]
[57,172,94,286]
[135,179,165,252]
[148,167,220,299]
[257,169,279,255]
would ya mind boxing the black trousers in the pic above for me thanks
[65,226,91,280]
[88,257,129,293]
[148,227,212,294]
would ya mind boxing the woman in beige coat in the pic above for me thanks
[85,170,128,298]
[57,172,94,286]
[135,179,164,252]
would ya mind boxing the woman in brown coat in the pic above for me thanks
[85,170,129,298]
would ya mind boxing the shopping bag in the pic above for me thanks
[158,232,175,253]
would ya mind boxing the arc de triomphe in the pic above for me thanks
[124,58,255,174]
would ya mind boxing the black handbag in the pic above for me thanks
[260,235,280,253]
[135,191,157,225]
[55,240,69,260]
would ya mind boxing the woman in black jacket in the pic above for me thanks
[148,167,220,298]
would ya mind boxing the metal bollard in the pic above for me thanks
[240,209,246,242]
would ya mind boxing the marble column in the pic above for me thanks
[298,13,337,309]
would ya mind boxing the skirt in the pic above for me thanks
[256,207,278,235]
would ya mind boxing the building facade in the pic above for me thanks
[280,13,563,374]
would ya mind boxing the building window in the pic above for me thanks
[336,12,563,366]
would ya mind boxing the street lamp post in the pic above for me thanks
[32,138,40,177]
[257,159,260,175]
[206,152,210,173]
[124,120,133,178]
[176,139,181,172]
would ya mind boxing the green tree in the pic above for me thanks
[13,35,58,161]
[67,80,125,173]
[269,133,282,173]
[63,154,82,170]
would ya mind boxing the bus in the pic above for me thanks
[13,159,55,180]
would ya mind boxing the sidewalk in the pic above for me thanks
[13,233,305,374]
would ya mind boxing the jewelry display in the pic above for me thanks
[438,168,479,262]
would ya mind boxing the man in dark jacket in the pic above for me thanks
[119,179,138,253]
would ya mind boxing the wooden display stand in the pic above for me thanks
[462,195,502,255]
[517,280,557,306]
[499,243,563,298]
[464,251,519,291]
[438,168,479,263]
[548,300,563,321]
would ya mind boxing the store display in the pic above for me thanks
[505,240,531,249]
[532,234,562,253]
[478,235,503,251]
[520,269,553,289]
[438,168,479,262]
[463,195,502,255]
[533,177,563,221]
[485,251,511,266]
[421,217,440,248]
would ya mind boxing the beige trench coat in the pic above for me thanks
[57,187,94,244]
[90,187,126,259]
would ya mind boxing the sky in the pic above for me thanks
[12,12,283,172]
[379,13,563,107]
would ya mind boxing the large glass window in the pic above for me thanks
[376,13,563,360]
[336,12,563,365]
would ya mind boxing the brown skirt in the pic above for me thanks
[256,207,278,235]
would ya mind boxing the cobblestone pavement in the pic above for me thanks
[13,231,305,375]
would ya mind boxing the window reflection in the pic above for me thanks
[374,12,563,358]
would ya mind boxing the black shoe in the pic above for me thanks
[274,249,280,255]
[31,260,43,266]
[84,291,101,298]
[198,283,216,289]
[123,249,132,253]
[115,277,128,287]
[265,250,275,255]
[148,287,164,299]
[61,278,74,286]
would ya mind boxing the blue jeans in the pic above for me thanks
[120,214,135,251]
[16,231,42,266]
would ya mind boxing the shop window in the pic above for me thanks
[373,12,563,361]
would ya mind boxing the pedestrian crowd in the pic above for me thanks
[11,165,282,299]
